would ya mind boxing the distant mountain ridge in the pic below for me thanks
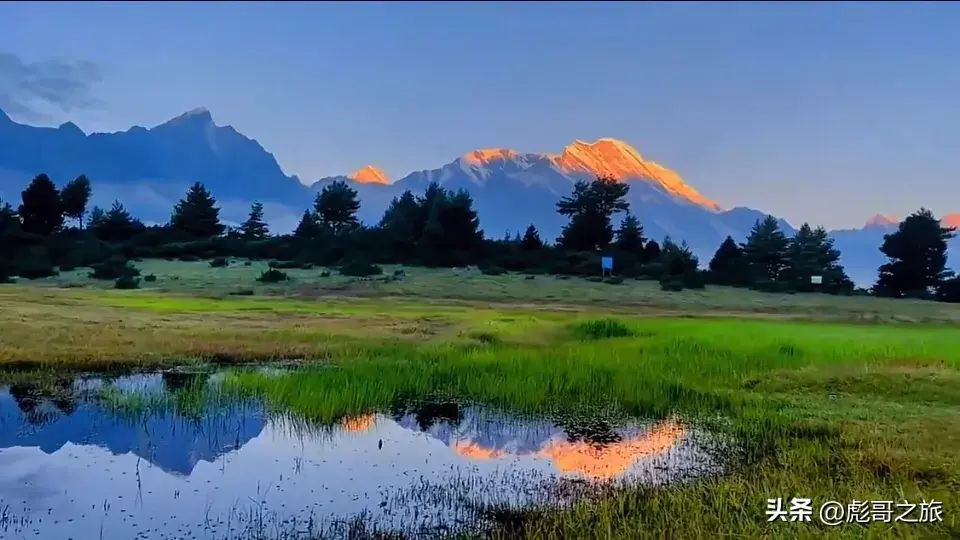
[0,106,955,286]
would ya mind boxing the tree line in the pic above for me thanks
[0,172,956,302]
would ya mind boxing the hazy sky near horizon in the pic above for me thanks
[1,2,958,229]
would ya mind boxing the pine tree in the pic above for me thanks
[643,240,661,261]
[784,223,851,291]
[94,201,144,242]
[293,210,320,239]
[875,208,956,297]
[60,175,92,229]
[708,236,746,285]
[0,200,19,235]
[19,174,64,236]
[240,201,270,240]
[742,215,789,282]
[520,224,544,251]
[379,190,420,256]
[557,177,630,251]
[170,182,225,238]
[615,213,646,256]
[314,180,360,235]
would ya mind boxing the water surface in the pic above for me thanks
[0,373,722,538]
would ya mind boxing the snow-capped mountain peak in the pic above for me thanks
[864,213,899,227]
[547,138,721,211]
[349,165,390,185]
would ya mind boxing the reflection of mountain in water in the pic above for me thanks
[363,402,686,480]
[0,383,265,477]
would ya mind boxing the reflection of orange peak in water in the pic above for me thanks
[453,440,507,460]
[452,420,686,480]
[340,414,377,432]
[537,421,685,480]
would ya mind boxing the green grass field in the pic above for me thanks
[2,259,959,538]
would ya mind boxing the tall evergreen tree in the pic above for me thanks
[520,224,544,251]
[660,238,700,277]
[88,206,106,230]
[240,201,270,240]
[293,210,320,239]
[708,236,747,285]
[379,190,420,256]
[94,201,144,243]
[60,175,92,229]
[783,223,851,290]
[170,182,225,238]
[556,176,630,251]
[314,179,360,235]
[0,200,19,235]
[643,240,661,261]
[615,213,646,256]
[19,174,64,236]
[742,215,789,281]
[875,208,956,297]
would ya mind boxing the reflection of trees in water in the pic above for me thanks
[560,415,624,447]
[391,398,462,431]
[8,377,78,425]
[161,372,209,393]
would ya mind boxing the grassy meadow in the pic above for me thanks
[2,259,960,538]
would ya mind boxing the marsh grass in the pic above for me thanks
[2,270,960,538]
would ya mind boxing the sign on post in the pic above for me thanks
[601,256,614,277]
[810,275,823,285]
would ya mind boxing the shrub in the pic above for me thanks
[320,271,331,278]
[340,261,382,277]
[243,261,252,267]
[89,256,140,280]
[604,276,624,285]
[681,271,707,290]
[229,289,255,296]
[585,276,603,283]
[660,279,684,292]
[525,275,536,280]
[59,264,77,272]
[178,255,199,262]
[268,260,300,269]
[750,280,796,294]
[572,319,636,340]
[16,247,58,280]
[256,268,289,283]
[479,265,507,276]
[209,257,229,268]
[143,274,157,282]
[393,269,406,277]
[114,275,140,289]
[300,263,314,270]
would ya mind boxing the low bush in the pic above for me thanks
[143,274,157,282]
[209,257,229,268]
[340,261,382,277]
[479,264,507,276]
[89,256,140,280]
[256,268,289,283]
[114,275,140,289]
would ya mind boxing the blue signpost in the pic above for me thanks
[601,256,613,277]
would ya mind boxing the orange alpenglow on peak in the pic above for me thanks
[462,148,519,166]
[349,165,390,185]
[550,138,721,211]
[865,213,899,227]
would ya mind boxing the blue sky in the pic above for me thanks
[1,2,958,229]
